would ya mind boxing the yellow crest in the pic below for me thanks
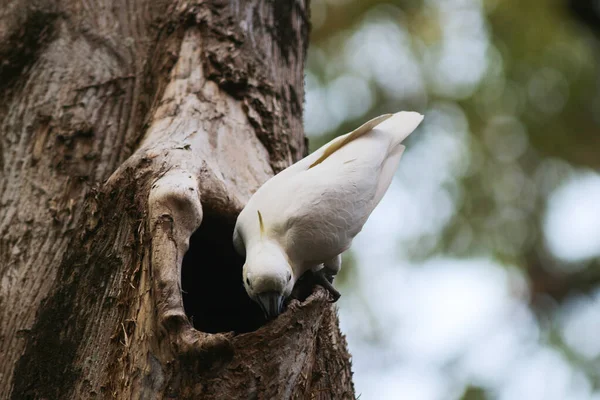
[257,210,265,236]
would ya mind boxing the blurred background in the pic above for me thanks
[303,0,600,398]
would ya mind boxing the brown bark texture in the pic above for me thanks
[0,0,355,398]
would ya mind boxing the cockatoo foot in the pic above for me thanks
[314,269,341,302]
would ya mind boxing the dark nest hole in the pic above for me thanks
[182,211,323,334]
[182,212,264,333]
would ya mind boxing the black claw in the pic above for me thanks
[314,270,341,302]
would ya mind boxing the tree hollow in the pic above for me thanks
[182,212,264,334]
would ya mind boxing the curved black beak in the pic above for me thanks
[256,292,284,319]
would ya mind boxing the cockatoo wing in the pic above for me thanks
[307,113,393,169]
[274,112,423,264]
[233,115,394,252]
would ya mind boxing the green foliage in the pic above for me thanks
[306,0,600,395]
[460,386,488,400]
[307,0,600,271]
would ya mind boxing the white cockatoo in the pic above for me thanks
[233,111,424,318]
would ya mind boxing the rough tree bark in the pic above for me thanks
[0,0,355,398]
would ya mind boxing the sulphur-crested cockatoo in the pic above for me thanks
[233,111,423,318]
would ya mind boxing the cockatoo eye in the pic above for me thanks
[246,277,251,287]
[286,272,291,282]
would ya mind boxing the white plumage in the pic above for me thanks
[233,111,424,317]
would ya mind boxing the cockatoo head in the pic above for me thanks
[243,241,294,319]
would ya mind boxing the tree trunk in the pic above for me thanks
[0,0,355,398]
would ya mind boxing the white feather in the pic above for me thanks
[234,111,424,303]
